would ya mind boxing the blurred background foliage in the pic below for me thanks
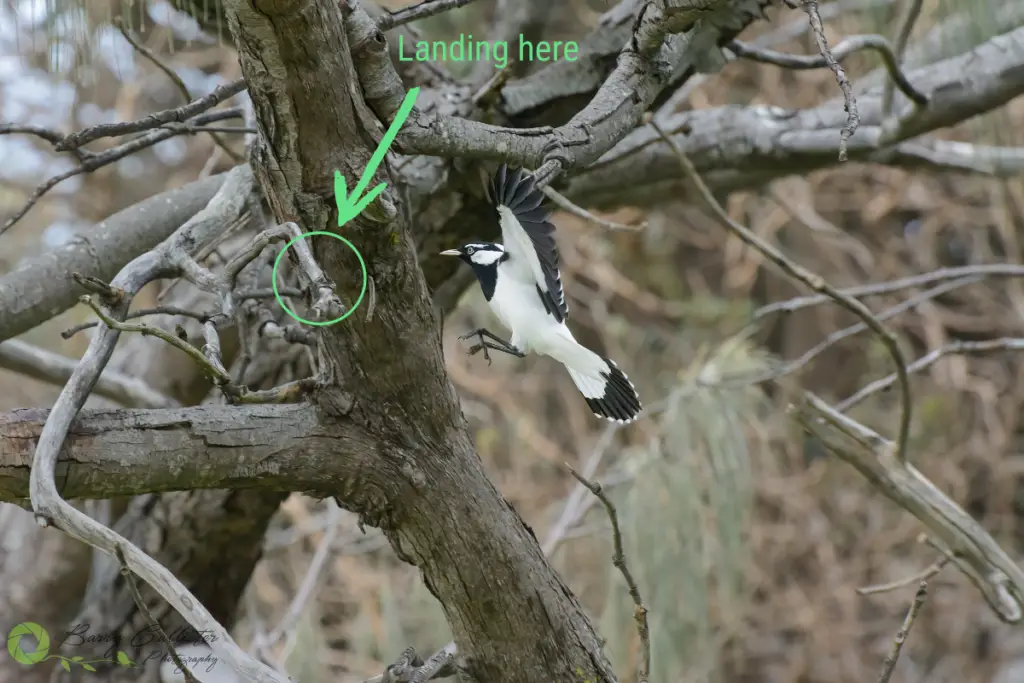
[3,0,1024,682]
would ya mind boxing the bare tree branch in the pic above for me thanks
[726,34,928,106]
[55,78,246,151]
[876,581,929,683]
[113,17,243,162]
[467,0,556,84]
[377,0,481,30]
[1,109,244,235]
[753,264,1024,319]
[0,173,228,343]
[880,0,924,116]
[0,339,176,409]
[648,115,914,463]
[114,544,200,683]
[793,394,1024,622]
[799,0,860,160]
[568,465,650,683]
[22,164,292,683]
[393,0,775,177]
[836,338,1024,412]
[564,23,1024,208]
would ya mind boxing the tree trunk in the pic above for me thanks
[221,2,620,680]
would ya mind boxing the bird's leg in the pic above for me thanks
[461,328,522,353]
[471,339,512,362]
[467,341,525,366]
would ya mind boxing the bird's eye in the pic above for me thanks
[466,246,475,255]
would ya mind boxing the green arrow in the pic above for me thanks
[334,87,419,226]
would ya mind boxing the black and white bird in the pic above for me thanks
[441,164,643,424]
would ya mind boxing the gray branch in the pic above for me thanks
[0,173,227,343]
[394,0,775,173]
[563,22,1024,208]
[0,339,176,409]
[21,165,290,683]
[0,404,353,502]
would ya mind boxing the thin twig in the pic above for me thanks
[114,544,200,683]
[113,18,243,162]
[882,0,924,116]
[61,305,213,339]
[237,378,319,404]
[256,501,342,659]
[876,581,928,683]
[471,62,516,107]
[0,123,91,162]
[752,264,1024,319]
[1,109,243,236]
[377,0,480,30]
[858,554,949,595]
[751,277,979,388]
[176,125,257,134]
[727,34,928,106]
[0,339,176,408]
[83,296,232,387]
[648,116,914,465]
[83,296,318,405]
[800,0,858,160]
[542,186,645,232]
[543,423,620,555]
[567,465,650,683]
[836,338,1024,412]
[56,78,246,151]
[115,19,191,100]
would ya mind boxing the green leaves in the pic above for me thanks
[117,650,136,667]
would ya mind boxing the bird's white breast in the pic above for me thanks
[488,270,570,354]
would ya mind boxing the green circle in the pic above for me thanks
[271,231,367,326]
[8,622,50,665]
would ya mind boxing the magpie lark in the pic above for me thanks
[441,164,643,424]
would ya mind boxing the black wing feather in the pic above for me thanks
[489,164,569,322]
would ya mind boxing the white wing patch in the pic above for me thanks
[497,205,546,289]
[490,165,568,323]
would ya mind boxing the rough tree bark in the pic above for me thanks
[215,2,619,680]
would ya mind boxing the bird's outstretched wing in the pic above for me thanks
[490,164,568,323]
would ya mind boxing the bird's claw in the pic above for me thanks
[467,343,492,366]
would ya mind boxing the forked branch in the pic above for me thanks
[26,165,293,683]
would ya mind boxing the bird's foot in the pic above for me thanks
[461,329,494,366]
[467,343,493,366]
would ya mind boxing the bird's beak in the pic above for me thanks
[439,249,460,256]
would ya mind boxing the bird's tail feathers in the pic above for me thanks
[549,337,642,424]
